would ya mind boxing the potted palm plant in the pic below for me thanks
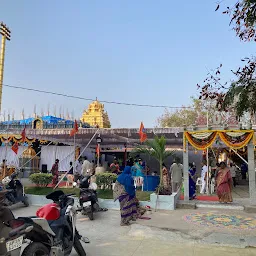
[132,135,176,195]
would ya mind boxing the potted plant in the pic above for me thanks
[132,135,175,195]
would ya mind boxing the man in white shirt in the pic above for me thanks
[230,162,237,187]
[200,160,208,194]
[170,158,183,193]
[82,156,91,176]
[74,159,83,182]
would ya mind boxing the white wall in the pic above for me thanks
[40,146,75,172]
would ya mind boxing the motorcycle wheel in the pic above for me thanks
[23,196,29,207]
[88,205,94,221]
[22,242,50,256]
[74,235,86,256]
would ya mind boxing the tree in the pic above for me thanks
[198,1,256,119]
[157,98,218,127]
[131,136,175,194]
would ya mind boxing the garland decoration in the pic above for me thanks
[218,131,253,149]
[184,130,254,150]
[184,131,218,150]
[0,135,49,145]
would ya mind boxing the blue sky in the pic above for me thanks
[0,1,254,127]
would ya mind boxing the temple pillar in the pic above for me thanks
[183,140,189,201]
[247,138,256,204]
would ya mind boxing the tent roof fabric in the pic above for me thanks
[2,116,73,125]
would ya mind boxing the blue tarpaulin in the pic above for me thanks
[2,116,73,125]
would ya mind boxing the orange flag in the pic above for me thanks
[139,122,147,142]
[96,144,100,158]
[21,127,26,142]
[70,120,78,136]
[12,142,19,154]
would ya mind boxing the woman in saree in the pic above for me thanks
[51,159,59,185]
[216,162,233,203]
[114,162,137,226]
[162,163,171,191]
[188,163,196,200]
[131,159,144,177]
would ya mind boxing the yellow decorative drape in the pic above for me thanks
[0,135,43,144]
[184,131,218,150]
[184,130,254,150]
[218,131,253,149]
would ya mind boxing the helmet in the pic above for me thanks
[2,176,11,186]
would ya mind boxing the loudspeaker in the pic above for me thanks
[42,164,48,173]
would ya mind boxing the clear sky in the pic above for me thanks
[0,1,254,128]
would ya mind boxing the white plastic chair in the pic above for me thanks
[210,178,215,194]
[134,176,144,191]
[196,177,202,192]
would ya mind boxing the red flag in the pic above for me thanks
[70,120,78,136]
[21,127,26,142]
[12,142,19,154]
[96,144,100,158]
[124,147,127,166]
[139,122,147,142]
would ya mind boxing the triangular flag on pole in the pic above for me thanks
[21,127,26,142]
[11,142,19,154]
[139,122,147,142]
[70,120,78,136]
[96,144,100,158]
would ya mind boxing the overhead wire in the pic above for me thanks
[3,83,194,109]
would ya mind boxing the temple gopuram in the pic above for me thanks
[80,99,111,128]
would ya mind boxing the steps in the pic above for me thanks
[177,200,244,211]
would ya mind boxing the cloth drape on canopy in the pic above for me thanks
[0,146,27,167]
[184,130,254,151]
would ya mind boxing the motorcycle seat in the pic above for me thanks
[30,217,56,236]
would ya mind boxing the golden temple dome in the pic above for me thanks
[22,146,39,158]
[80,98,111,128]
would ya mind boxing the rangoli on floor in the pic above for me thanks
[184,213,256,230]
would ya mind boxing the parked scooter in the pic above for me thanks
[17,190,88,255]
[0,190,32,256]
[78,175,107,220]
[1,173,29,207]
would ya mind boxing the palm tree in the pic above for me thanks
[132,135,176,189]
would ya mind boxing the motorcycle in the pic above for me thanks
[78,175,107,221]
[0,190,32,256]
[1,173,29,207]
[17,190,88,255]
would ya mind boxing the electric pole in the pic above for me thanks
[0,22,11,113]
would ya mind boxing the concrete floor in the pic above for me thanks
[11,204,256,256]
[232,182,249,198]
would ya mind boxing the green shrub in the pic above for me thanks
[95,173,117,190]
[29,173,53,187]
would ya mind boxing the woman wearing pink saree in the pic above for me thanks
[216,162,233,203]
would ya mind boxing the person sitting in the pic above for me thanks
[110,157,121,174]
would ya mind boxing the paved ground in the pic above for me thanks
[11,204,256,256]
[232,180,249,198]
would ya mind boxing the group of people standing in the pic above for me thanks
[168,159,241,203]
[50,156,96,185]
[199,160,243,203]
